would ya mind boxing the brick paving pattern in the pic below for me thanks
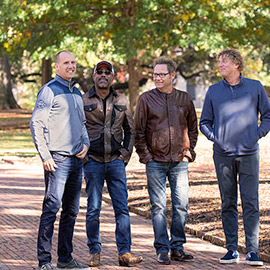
[0,157,269,269]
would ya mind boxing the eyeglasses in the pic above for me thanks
[153,72,170,78]
[96,70,111,75]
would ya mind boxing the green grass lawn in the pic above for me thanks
[0,117,31,122]
[0,128,38,157]
[0,108,203,158]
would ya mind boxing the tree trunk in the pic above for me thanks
[127,58,140,114]
[41,58,52,86]
[0,50,20,109]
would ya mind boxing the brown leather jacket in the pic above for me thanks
[83,86,134,164]
[134,88,198,164]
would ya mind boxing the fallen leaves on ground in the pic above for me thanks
[103,135,270,255]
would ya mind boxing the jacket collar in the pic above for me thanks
[88,86,118,98]
[55,74,77,89]
[154,87,176,96]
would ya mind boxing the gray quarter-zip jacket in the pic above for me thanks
[30,74,90,162]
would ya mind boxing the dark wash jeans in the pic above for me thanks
[37,153,83,266]
[84,158,131,255]
[213,152,260,253]
[146,160,189,254]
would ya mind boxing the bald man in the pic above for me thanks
[30,51,90,270]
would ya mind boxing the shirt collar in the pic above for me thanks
[223,73,244,87]
[55,74,77,89]
[88,86,118,98]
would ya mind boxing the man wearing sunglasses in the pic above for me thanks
[82,61,143,267]
[134,57,198,265]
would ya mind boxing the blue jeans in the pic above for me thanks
[84,158,131,255]
[213,153,260,253]
[37,153,83,266]
[146,160,189,254]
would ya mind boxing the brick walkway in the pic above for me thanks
[0,157,269,270]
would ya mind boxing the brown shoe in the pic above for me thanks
[118,253,143,267]
[171,250,194,262]
[88,253,100,267]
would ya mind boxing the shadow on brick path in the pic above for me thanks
[0,157,269,270]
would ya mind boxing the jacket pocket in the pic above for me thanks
[112,104,127,127]
[51,152,67,162]
[151,131,169,154]
[84,104,97,112]
[114,104,127,112]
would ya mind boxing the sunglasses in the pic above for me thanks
[96,70,111,75]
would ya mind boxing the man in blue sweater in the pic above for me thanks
[30,50,90,270]
[200,49,270,266]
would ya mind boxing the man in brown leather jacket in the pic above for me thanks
[134,56,198,265]
[83,61,143,267]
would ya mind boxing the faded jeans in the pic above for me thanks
[146,160,189,254]
[84,158,131,255]
[37,153,83,266]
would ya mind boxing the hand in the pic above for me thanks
[76,144,88,159]
[43,158,58,172]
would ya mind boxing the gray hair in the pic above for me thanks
[218,49,244,72]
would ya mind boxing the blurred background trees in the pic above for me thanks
[1,0,270,111]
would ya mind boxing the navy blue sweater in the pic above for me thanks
[200,76,270,156]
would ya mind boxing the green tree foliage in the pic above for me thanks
[1,0,270,109]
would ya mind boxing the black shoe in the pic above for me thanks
[57,258,89,269]
[171,250,194,262]
[219,250,239,264]
[38,263,55,270]
[246,252,263,266]
[157,252,171,265]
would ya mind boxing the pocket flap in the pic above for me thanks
[84,104,97,112]
[114,104,127,112]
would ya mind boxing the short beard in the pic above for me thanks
[97,83,109,89]
[97,81,109,89]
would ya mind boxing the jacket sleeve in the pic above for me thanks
[30,86,53,162]
[258,82,270,139]
[81,102,90,149]
[187,98,198,162]
[134,94,153,164]
[119,96,134,164]
[199,88,215,142]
